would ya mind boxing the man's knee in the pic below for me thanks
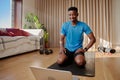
[75,56,86,66]
[74,53,86,66]
[75,60,86,66]
[57,58,65,65]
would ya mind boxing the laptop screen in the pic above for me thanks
[30,67,73,80]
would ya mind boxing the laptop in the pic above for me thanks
[30,66,80,80]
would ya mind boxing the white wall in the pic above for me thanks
[112,0,120,48]
[22,0,35,27]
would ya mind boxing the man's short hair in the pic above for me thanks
[68,7,78,13]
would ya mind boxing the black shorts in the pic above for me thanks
[64,48,85,60]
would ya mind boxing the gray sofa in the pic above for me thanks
[0,29,44,58]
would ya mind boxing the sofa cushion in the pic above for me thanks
[0,30,13,36]
[6,28,30,36]
[21,30,30,36]
[6,28,21,36]
[0,28,30,36]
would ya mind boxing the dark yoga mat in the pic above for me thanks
[48,52,95,77]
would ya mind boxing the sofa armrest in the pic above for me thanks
[22,29,44,38]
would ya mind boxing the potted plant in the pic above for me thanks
[23,13,49,48]
[23,13,42,29]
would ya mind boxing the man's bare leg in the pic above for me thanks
[57,52,68,65]
[74,54,86,67]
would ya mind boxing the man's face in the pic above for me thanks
[68,10,78,22]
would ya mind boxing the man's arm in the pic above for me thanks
[59,34,66,53]
[84,32,96,51]
[60,34,65,47]
[75,32,96,53]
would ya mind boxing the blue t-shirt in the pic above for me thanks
[60,21,92,52]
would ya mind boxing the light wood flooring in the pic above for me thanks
[0,48,120,80]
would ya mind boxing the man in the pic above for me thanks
[57,7,96,67]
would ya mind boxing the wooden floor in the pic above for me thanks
[0,48,120,80]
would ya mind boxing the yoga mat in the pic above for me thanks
[48,52,95,77]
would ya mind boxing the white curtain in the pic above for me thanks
[35,0,113,49]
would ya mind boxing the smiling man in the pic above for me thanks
[57,7,96,67]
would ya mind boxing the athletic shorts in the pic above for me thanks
[64,48,85,59]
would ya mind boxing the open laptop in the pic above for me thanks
[30,67,80,80]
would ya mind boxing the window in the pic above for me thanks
[13,0,22,28]
[0,0,12,28]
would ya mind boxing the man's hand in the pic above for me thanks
[75,48,86,53]
[59,47,66,54]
